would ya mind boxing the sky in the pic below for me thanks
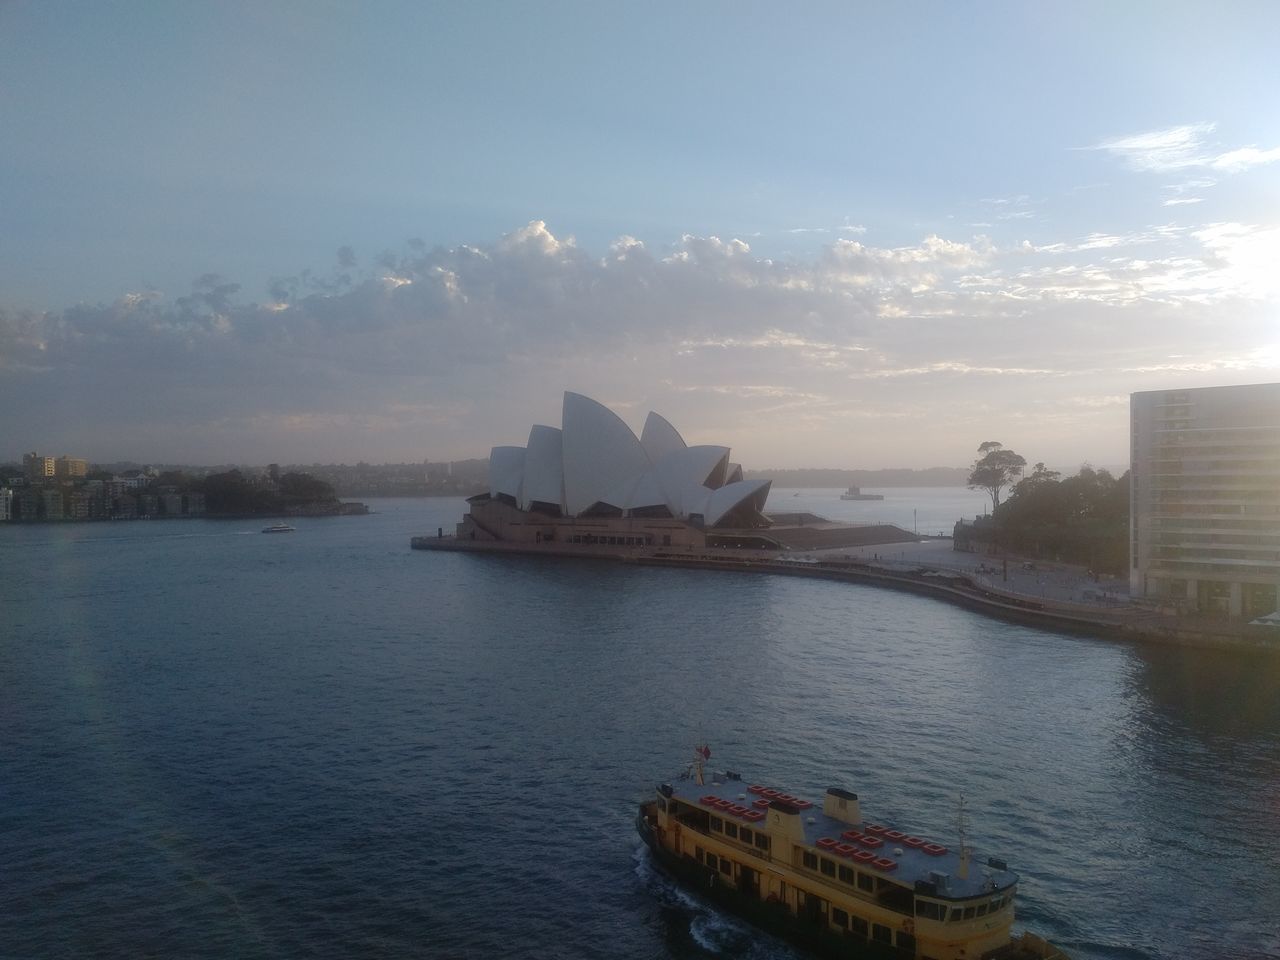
[2,1,1278,471]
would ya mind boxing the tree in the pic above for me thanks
[967,441,1027,513]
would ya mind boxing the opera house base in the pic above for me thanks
[411,498,923,559]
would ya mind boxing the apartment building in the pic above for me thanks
[1130,382,1280,618]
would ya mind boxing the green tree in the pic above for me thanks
[967,441,1027,513]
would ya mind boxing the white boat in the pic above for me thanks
[840,485,884,501]
[262,521,295,533]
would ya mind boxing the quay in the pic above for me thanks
[411,531,1279,652]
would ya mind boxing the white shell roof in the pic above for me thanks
[640,411,687,463]
[520,425,563,510]
[488,446,526,500]
[561,392,653,515]
[485,392,771,528]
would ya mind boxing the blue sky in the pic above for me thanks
[2,1,1277,469]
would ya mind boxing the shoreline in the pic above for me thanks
[411,535,1278,652]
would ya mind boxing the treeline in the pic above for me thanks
[173,469,339,515]
[966,465,1129,573]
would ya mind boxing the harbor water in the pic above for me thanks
[3,495,1278,960]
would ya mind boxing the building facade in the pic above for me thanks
[1130,383,1280,618]
[23,452,56,480]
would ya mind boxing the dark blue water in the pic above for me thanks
[3,499,1279,960]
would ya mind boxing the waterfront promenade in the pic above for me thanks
[414,532,1278,651]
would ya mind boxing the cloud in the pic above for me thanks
[1093,122,1280,176]
[2,219,1275,467]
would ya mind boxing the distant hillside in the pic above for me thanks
[744,467,969,488]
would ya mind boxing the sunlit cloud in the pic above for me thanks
[2,219,1275,467]
[1093,122,1280,175]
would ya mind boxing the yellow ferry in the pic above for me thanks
[636,750,1070,960]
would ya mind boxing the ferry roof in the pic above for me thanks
[669,772,1018,900]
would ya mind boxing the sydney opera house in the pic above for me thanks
[454,392,774,551]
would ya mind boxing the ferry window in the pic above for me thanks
[950,908,963,922]
[656,797,666,811]
[916,901,942,920]
[695,846,704,863]
[838,865,854,884]
[802,851,818,870]
[754,834,769,851]
[963,907,976,920]
[740,828,752,844]
[820,857,835,877]
[832,907,848,928]
[850,916,868,938]
[856,873,873,892]
[711,816,723,832]
[897,932,916,953]
[872,923,892,944]
[976,903,988,917]
[724,823,738,839]
[719,857,731,875]
[706,854,718,871]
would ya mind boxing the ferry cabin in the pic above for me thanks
[639,776,1023,960]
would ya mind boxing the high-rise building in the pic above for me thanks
[23,452,55,480]
[1130,382,1280,618]
[55,456,88,478]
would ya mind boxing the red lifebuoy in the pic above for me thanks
[905,836,925,848]
[853,850,875,862]
[817,837,838,848]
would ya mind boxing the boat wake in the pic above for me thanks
[633,844,800,959]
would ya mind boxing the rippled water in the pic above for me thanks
[3,499,1278,960]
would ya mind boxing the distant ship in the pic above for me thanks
[262,521,295,533]
[637,749,1071,960]
[840,485,884,501]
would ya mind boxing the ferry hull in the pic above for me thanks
[637,802,1069,960]
[638,806,903,960]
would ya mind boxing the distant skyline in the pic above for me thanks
[2,2,1277,470]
